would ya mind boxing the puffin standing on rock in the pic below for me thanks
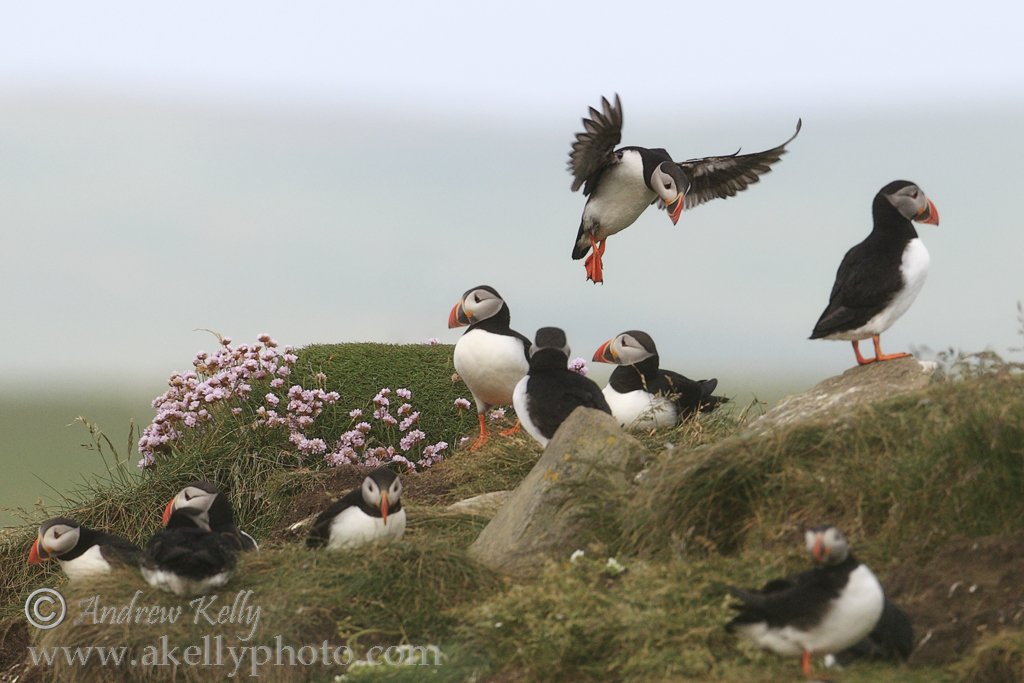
[307,467,406,550]
[448,285,531,451]
[163,481,259,550]
[727,525,885,680]
[592,330,726,429]
[28,517,140,581]
[513,326,612,448]
[568,94,801,283]
[811,180,940,365]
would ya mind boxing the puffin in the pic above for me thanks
[448,285,531,450]
[727,525,885,680]
[140,507,242,596]
[27,517,140,581]
[592,330,726,429]
[832,597,914,666]
[162,480,259,550]
[306,467,406,550]
[810,180,940,365]
[512,326,612,448]
[568,94,801,283]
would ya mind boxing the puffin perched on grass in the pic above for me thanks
[568,94,801,283]
[512,326,611,448]
[592,330,726,429]
[28,517,140,581]
[162,480,259,551]
[141,507,242,597]
[307,467,406,550]
[727,525,885,680]
[811,180,940,365]
[448,285,531,451]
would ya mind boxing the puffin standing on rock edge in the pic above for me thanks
[727,525,885,680]
[811,180,940,366]
[28,517,140,581]
[513,326,612,448]
[592,330,726,429]
[306,467,406,550]
[449,285,531,451]
[567,94,801,283]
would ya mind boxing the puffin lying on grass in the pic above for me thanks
[449,285,531,451]
[163,480,259,551]
[811,180,940,366]
[567,93,801,283]
[28,517,140,581]
[306,467,406,550]
[592,330,726,429]
[141,507,242,597]
[727,525,885,680]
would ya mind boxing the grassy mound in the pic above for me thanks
[3,340,1023,682]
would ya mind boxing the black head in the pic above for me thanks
[360,466,403,525]
[449,285,509,328]
[874,180,940,227]
[531,327,570,357]
[804,525,851,566]
[592,330,658,366]
[30,517,84,563]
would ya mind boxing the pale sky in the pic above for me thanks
[3,0,1024,402]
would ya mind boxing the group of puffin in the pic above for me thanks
[447,95,939,677]
[29,470,403,596]
[28,94,940,678]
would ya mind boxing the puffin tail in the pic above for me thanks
[571,221,590,260]
[699,379,728,413]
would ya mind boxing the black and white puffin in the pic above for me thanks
[306,467,406,550]
[810,180,940,365]
[27,517,140,581]
[140,507,241,596]
[727,525,885,680]
[831,597,914,666]
[448,285,531,450]
[568,94,801,283]
[162,481,259,551]
[592,330,726,429]
[512,326,612,448]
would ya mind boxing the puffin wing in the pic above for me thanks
[306,489,363,548]
[727,572,833,630]
[529,372,611,438]
[659,371,726,417]
[94,531,142,566]
[810,240,904,338]
[675,119,801,211]
[568,94,624,195]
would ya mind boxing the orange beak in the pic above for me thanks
[812,534,828,564]
[592,340,616,363]
[380,494,389,526]
[162,498,175,525]
[916,199,940,226]
[448,301,471,329]
[667,196,684,225]
[28,538,44,565]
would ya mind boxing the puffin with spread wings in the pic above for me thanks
[568,94,801,283]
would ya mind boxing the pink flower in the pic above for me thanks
[488,407,506,422]
[454,398,472,410]
[423,337,441,346]
[349,408,364,419]
[396,388,412,400]
[568,357,589,376]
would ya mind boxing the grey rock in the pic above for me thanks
[747,357,942,434]
[468,407,648,575]
[447,490,512,518]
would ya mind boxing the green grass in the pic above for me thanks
[3,342,1024,682]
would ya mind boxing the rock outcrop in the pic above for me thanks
[468,407,648,575]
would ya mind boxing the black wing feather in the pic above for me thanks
[568,94,623,195]
[529,371,611,439]
[677,119,801,211]
[306,488,363,548]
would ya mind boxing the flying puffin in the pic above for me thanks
[727,525,885,680]
[568,94,801,283]
[162,481,259,551]
[140,507,242,596]
[448,285,531,451]
[810,180,940,365]
[512,326,612,448]
[306,467,406,550]
[27,517,140,581]
[592,330,726,429]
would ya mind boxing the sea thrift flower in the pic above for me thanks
[396,388,412,400]
[488,408,506,422]
[568,357,589,376]
[349,408,363,418]
[423,337,441,346]
[454,397,471,410]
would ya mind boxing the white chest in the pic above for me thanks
[454,330,529,411]
[141,566,232,597]
[602,386,677,429]
[512,376,549,447]
[583,151,655,236]
[59,545,113,581]
[326,506,406,550]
